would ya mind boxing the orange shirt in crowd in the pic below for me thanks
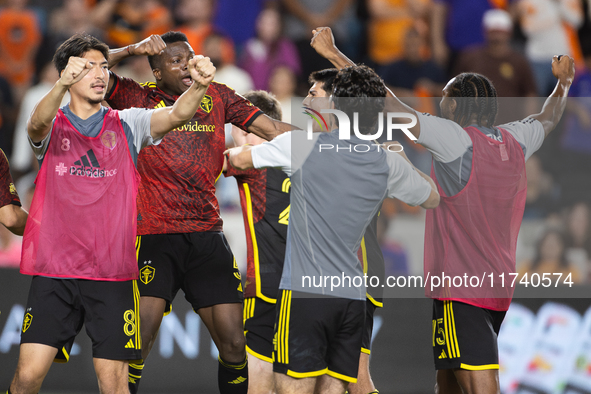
[368,0,430,65]
[0,8,41,86]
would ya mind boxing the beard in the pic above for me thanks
[86,95,105,105]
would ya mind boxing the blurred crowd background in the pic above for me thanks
[0,0,590,286]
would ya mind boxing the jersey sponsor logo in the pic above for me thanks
[22,313,32,333]
[174,121,215,133]
[9,183,16,195]
[140,265,155,284]
[101,130,117,149]
[200,95,213,113]
[56,163,68,176]
[69,149,118,178]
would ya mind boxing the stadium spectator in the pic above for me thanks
[282,0,358,85]
[518,229,583,284]
[0,0,42,102]
[94,0,172,48]
[564,202,591,279]
[454,9,538,98]
[379,27,446,102]
[203,32,254,94]
[240,6,301,91]
[367,0,431,66]
[524,154,560,219]
[430,0,498,72]
[268,65,297,123]
[48,0,103,46]
[175,0,233,61]
[513,0,584,95]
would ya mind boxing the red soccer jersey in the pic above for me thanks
[0,149,20,208]
[106,74,262,234]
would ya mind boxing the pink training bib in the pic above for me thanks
[21,109,140,281]
[424,126,527,311]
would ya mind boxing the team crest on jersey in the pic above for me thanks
[22,313,33,332]
[9,183,16,195]
[140,266,155,284]
[200,95,213,113]
[101,130,117,149]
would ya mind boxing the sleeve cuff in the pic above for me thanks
[244,110,263,130]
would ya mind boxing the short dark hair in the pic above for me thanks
[243,90,282,121]
[148,31,190,69]
[332,65,387,134]
[448,73,498,127]
[308,68,338,94]
[53,33,109,75]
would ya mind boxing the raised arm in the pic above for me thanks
[529,55,575,138]
[310,26,421,137]
[149,55,215,140]
[106,35,166,92]
[27,57,92,143]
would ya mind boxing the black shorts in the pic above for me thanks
[361,299,378,355]
[432,299,506,371]
[20,276,141,362]
[136,232,243,312]
[243,297,275,362]
[273,290,365,383]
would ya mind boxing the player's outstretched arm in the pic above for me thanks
[106,35,166,92]
[310,27,355,70]
[149,55,215,140]
[310,27,421,139]
[0,204,28,236]
[530,55,575,138]
[28,57,92,143]
[108,34,166,69]
[247,115,295,141]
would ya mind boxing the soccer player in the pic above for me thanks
[222,90,289,394]
[225,65,439,394]
[105,32,294,394]
[414,58,574,394]
[310,26,576,394]
[305,67,383,394]
[0,149,28,235]
[7,33,215,394]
